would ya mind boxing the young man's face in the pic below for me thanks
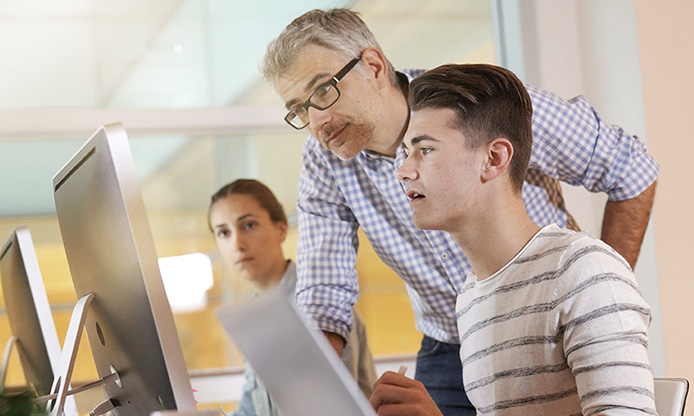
[396,107,486,232]
[275,44,383,161]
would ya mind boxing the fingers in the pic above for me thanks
[373,402,425,416]
[370,371,444,416]
[371,371,410,408]
[373,370,415,390]
[370,372,421,411]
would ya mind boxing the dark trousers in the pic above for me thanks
[414,335,475,416]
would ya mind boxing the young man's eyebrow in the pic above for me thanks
[410,135,439,146]
[402,135,437,151]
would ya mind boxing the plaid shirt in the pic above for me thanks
[295,70,660,343]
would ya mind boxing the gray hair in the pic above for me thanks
[262,8,398,86]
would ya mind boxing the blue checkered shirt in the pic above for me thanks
[295,69,660,344]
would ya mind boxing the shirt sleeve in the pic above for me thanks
[527,84,659,201]
[294,138,359,341]
[231,366,256,416]
[558,239,655,414]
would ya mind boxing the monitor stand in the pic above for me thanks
[0,336,18,394]
[39,292,121,416]
[45,292,101,416]
[42,292,215,416]
[1,316,80,416]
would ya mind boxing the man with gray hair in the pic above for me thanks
[262,8,658,415]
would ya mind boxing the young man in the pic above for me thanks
[261,8,659,415]
[370,63,655,415]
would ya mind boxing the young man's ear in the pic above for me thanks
[481,138,513,182]
[360,47,390,88]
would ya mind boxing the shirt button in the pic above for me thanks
[442,253,448,259]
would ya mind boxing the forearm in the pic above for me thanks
[323,331,346,357]
[600,181,657,269]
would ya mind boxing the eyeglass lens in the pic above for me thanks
[287,84,340,127]
[285,56,360,129]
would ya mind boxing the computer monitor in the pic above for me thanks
[1,227,60,395]
[216,290,377,416]
[52,123,196,416]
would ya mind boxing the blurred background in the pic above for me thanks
[3,0,691,413]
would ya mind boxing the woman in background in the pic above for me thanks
[209,179,376,416]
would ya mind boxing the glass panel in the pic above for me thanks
[0,0,494,110]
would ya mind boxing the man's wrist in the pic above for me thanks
[323,331,346,357]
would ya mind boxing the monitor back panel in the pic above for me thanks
[52,124,195,415]
[216,290,377,416]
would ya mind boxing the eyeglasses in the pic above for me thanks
[284,56,361,130]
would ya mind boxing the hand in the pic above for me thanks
[369,371,444,416]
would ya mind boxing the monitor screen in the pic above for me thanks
[1,226,63,398]
[52,123,196,415]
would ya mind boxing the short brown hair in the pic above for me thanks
[409,64,533,191]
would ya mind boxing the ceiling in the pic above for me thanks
[0,0,495,218]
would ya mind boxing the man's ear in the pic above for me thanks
[481,138,513,182]
[360,47,390,88]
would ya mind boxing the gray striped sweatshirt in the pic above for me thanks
[456,225,655,415]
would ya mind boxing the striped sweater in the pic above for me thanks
[456,225,655,415]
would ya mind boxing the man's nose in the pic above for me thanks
[396,158,416,182]
[307,105,333,130]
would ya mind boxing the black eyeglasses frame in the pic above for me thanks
[284,56,362,130]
